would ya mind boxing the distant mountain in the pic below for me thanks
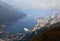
[0,1,26,25]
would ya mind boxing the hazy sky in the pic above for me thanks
[1,0,60,18]
[1,0,60,10]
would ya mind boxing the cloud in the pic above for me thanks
[1,0,60,10]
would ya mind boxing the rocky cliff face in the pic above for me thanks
[0,1,26,25]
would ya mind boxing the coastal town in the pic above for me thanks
[31,13,60,32]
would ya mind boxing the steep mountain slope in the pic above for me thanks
[0,1,26,25]
[21,22,60,41]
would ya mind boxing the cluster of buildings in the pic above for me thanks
[32,13,60,32]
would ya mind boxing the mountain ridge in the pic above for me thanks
[0,1,26,25]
